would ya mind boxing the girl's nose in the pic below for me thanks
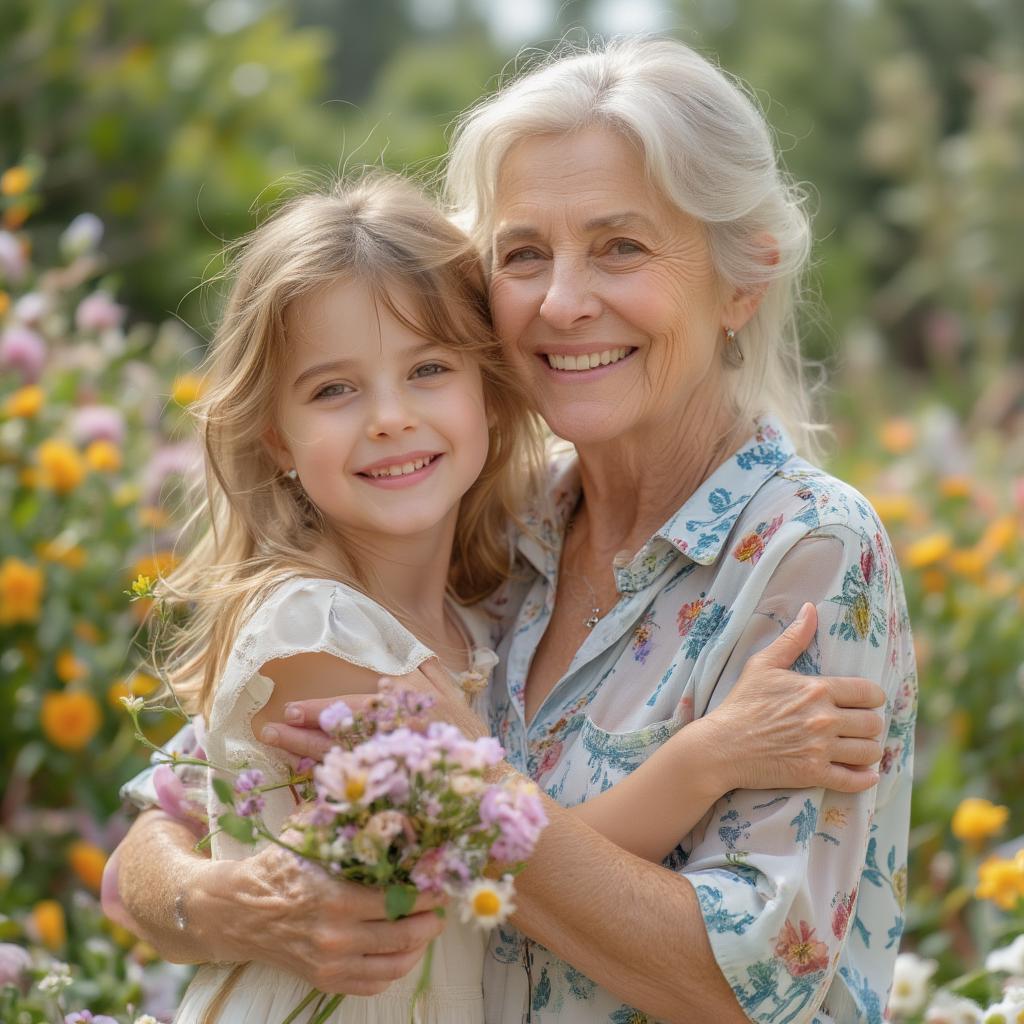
[539,258,602,330]
[365,389,418,439]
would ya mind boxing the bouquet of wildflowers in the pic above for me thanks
[122,681,547,1024]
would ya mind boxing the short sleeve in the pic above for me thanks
[681,523,915,1023]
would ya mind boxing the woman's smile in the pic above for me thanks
[539,346,638,376]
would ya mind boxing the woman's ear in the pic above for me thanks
[722,233,779,332]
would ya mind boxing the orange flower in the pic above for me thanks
[3,384,44,418]
[37,439,86,493]
[74,620,101,643]
[879,419,916,455]
[0,166,32,196]
[979,516,1017,558]
[870,494,914,525]
[733,533,764,564]
[3,205,30,230]
[107,671,160,709]
[921,570,947,595]
[938,476,971,499]
[29,900,66,951]
[0,557,44,624]
[952,797,1009,843]
[36,537,86,570]
[139,505,170,529]
[41,690,101,751]
[85,439,121,472]
[774,919,829,977]
[56,649,87,683]
[0,290,9,317]
[68,841,107,891]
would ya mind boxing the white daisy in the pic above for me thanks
[460,876,516,930]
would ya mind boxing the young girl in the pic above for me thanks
[149,174,882,1023]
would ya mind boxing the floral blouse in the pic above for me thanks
[478,418,916,1024]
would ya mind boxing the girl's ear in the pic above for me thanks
[262,426,291,473]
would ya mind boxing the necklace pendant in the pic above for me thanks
[584,609,601,629]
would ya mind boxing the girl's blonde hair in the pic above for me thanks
[445,36,823,456]
[155,173,543,718]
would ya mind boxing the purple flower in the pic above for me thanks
[71,405,125,446]
[234,769,264,793]
[295,756,316,775]
[144,441,203,502]
[410,843,472,895]
[236,794,265,818]
[318,700,354,735]
[480,781,549,862]
[0,943,31,991]
[0,325,46,382]
[65,1012,119,1024]
[75,292,125,332]
[0,231,27,283]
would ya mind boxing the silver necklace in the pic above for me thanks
[565,509,602,629]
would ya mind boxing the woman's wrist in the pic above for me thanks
[188,858,247,964]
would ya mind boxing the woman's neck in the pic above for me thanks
[573,394,749,561]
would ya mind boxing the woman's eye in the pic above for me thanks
[412,362,449,379]
[608,238,644,256]
[313,382,353,399]
[504,247,542,265]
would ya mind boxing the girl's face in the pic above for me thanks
[268,276,491,544]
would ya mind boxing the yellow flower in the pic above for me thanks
[870,494,914,525]
[107,672,160,709]
[4,205,30,230]
[0,557,44,624]
[29,900,66,951]
[56,649,87,683]
[84,439,121,472]
[938,476,971,499]
[975,855,1024,911]
[130,573,153,598]
[3,384,44,418]
[0,290,9,317]
[132,551,177,581]
[906,532,952,570]
[107,679,132,708]
[952,797,1009,842]
[171,373,206,406]
[18,467,40,488]
[921,570,947,595]
[979,516,1017,558]
[113,483,140,507]
[0,166,32,196]
[130,672,160,696]
[879,418,916,455]
[949,548,987,579]
[37,439,86,493]
[68,840,107,891]
[41,690,101,751]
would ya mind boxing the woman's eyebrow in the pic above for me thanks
[493,211,656,250]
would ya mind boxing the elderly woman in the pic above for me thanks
[109,38,914,1023]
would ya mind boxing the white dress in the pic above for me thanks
[174,576,492,1024]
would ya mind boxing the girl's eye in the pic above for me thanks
[313,382,353,400]
[412,362,449,379]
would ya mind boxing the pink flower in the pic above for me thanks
[71,405,125,446]
[13,292,49,325]
[0,943,31,991]
[0,231,27,283]
[480,780,548,862]
[153,764,207,836]
[75,292,125,332]
[144,441,203,501]
[65,1012,119,1024]
[774,919,830,977]
[831,889,857,939]
[537,741,562,779]
[0,325,46,382]
[319,700,354,734]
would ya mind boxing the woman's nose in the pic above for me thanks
[365,389,418,438]
[539,258,601,330]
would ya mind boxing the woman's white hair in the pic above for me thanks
[445,36,823,455]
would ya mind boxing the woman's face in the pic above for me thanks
[489,126,740,446]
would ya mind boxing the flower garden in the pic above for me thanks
[1,4,1023,1018]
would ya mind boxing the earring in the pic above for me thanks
[286,468,298,480]
[723,326,744,366]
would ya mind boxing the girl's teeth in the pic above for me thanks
[546,348,631,371]
[368,455,434,478]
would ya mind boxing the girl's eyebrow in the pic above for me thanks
[291,340,442,390]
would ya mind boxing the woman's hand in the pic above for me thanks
[701,602,886,794]
[194,841,447,995]
[260,659,491,765]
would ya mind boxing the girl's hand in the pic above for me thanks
[701,603,886,794]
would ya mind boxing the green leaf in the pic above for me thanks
[212,776,235,805]
[385,884,417,921]
[217,812,257,844]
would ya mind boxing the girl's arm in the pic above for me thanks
[567,603,885,862]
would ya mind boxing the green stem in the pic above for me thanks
[409,937,435,1024]
[310,994,344,1024]
[279,987,321,1024]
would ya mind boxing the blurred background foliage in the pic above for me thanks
[2,0,1024,1020]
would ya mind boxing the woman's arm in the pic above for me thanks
[567,603,885,862]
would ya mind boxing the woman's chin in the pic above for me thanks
[539,403,642,447]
